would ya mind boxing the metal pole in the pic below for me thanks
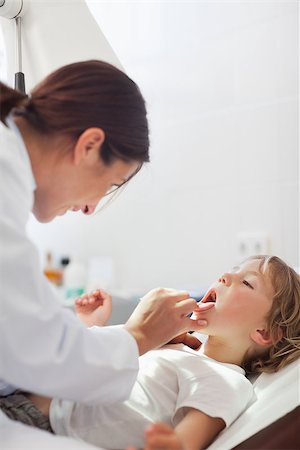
[14,15,25,93]
[15,16,22,72]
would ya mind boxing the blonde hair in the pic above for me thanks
[243,255,300,374]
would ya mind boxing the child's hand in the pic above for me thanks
[145,423,184,450]
[75,289,112,327]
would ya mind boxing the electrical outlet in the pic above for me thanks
[237,232,271,259]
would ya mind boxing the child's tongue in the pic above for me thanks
[194,301,215,312]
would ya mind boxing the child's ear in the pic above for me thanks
[250,328,273,347]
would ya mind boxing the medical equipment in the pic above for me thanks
[0,0,26,91]
[0,0,122,91]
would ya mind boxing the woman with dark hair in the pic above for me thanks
[0,60,206,449]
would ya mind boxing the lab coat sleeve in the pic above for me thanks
[0,130,139,405]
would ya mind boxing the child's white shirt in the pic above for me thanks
[50,344,254,450]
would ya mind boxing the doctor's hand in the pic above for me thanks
[168,332,202,350]
[124,288,208,355]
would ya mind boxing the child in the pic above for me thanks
[28,255,300,450]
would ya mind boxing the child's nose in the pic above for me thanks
[218,273,231,286]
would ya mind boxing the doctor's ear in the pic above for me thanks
[73,128,105,165]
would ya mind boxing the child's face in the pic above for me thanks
[194,259,274,342]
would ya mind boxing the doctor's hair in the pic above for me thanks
[242,255,300,374]
[0,60,149,166]
[0,82,29,122]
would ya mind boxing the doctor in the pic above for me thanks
[0,60,206,449]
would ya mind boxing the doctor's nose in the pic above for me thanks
[218,273,232,286]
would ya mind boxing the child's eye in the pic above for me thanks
[243,280,254,289]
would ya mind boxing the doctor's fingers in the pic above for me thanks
[141,288,190,304]
[175,297,198,316]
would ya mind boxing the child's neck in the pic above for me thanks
[199,336,248,367]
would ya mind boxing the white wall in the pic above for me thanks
[25,1,299,293]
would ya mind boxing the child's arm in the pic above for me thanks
[75,289,112,327]
[145,408,225,450]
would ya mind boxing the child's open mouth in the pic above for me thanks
[193,289,216,314]
[200,289,217,306]
[197,288,217,311]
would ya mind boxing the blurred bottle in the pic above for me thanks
[44,251,63,286]
[59,256,70,286]
[64,256,86,300]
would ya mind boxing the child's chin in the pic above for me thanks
[191,312,206,321]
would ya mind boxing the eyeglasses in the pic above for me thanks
[92,183,127,215]
[91,163,143,215]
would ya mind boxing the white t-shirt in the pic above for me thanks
[50,344,254,450]
[0,117,138,405]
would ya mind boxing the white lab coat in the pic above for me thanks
[0,117,139,406]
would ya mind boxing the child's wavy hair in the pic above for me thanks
[243,255,300,374]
